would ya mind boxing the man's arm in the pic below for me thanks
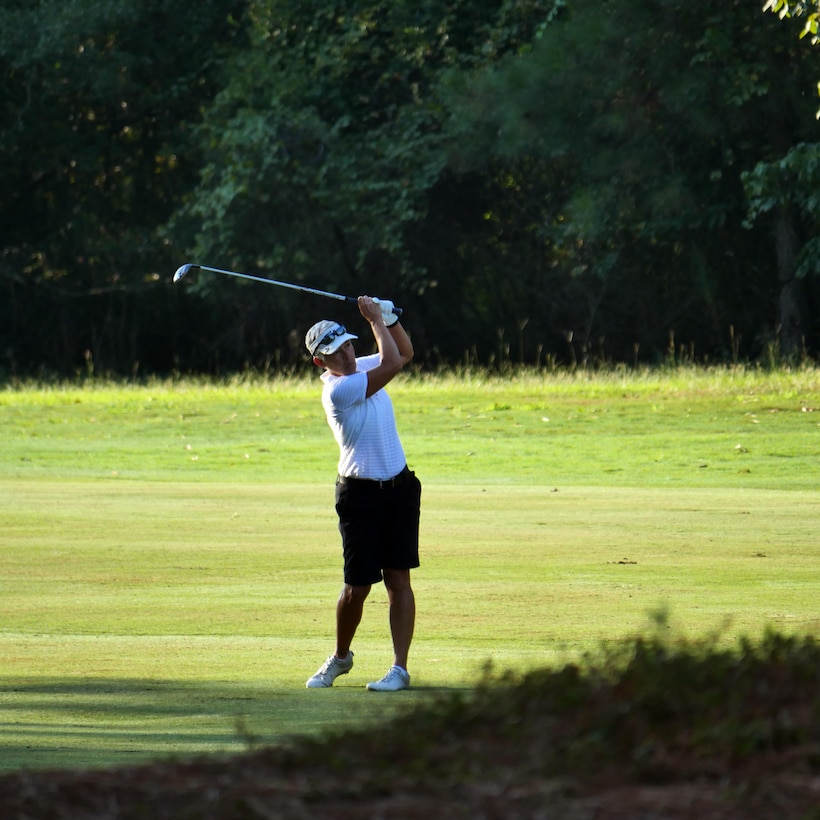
[389,320,414,366]
[358,296,413,398]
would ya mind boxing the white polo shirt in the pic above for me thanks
[320,354,407,480]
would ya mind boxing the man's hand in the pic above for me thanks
[374,298,399,327]
[357,296,384,325]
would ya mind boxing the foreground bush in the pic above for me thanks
[301,630,819,786]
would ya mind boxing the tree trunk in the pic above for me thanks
[774,207,806,358]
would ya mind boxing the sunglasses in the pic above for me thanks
[314,325,348,352]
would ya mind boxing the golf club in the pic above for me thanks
[173,263,401,315]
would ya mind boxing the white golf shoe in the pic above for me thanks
[306,652,354,688]
[366,665,410,692]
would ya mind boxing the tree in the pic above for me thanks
[440,0,820,360]
[0,0,248,375]
[744,0,820,357]
[170,0,562,367]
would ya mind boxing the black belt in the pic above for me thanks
[337,466,413,489]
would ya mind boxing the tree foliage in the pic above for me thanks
[1,0,819,376]
[172,0,558,359]
[1,0,248,375]
[764,0,820,42]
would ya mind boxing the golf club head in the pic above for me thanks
[173,263,197,283]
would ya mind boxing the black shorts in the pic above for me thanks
[334,469,421,586]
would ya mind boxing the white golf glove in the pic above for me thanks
[374,298,399,327]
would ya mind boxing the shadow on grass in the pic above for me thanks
[3,625,819,779]
[0,677,444,771]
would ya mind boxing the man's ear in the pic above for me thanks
[312,356,325,368]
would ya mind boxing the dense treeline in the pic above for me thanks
[2,0,819,377]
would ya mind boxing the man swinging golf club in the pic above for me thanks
[305,295,420,692]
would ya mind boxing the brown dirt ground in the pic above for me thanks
[0,744,818,819]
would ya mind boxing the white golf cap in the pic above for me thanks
[305,320,358,356]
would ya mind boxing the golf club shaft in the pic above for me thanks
[173,264,401,315]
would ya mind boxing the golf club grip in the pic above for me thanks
[345,296,403,316]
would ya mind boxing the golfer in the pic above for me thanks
[304,296,420,692]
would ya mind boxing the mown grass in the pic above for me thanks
[0,366,818,773]
[2,365,818,487]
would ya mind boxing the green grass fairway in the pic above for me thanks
[0,368,818,771]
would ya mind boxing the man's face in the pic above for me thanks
[317,340,356,375]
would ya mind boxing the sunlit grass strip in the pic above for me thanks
[2,363,819,398]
